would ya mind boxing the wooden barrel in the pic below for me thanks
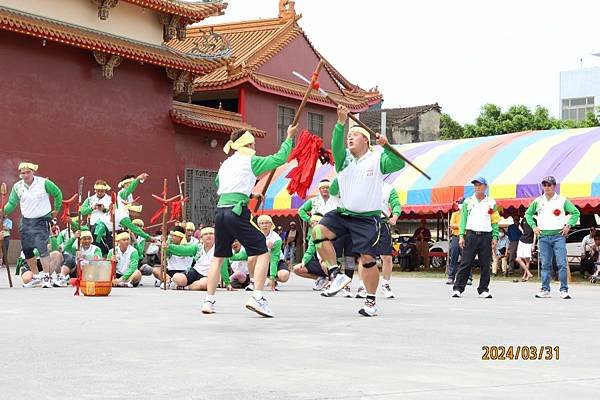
[78,259,115,297]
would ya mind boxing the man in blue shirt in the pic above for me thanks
[506,216,522,273]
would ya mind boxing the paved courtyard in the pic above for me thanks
[0,273,598,399]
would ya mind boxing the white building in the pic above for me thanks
[559,54,600,121]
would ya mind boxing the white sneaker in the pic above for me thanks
[245,296,274,318]
[355,286,367,298]
[358,300,378,317]
[23,277,43,288]
[53,275,69,288]
[479,291,492,299]
[380,284,395,299]
[201,300,216,314]
[312,276,328,291]
[42,274,53,288]
[535,290,551,298]
[321,273,351,297]
[451,290,461,298]
[168,281,178,290]
[245,282,254,291]
[154,279,161,287]
[560,291,571,299]
[343,286,352,298]
[117,281,133,288]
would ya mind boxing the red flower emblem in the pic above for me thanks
[488,208,494,215]
[553,209,561,216]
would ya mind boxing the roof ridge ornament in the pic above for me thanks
[91,0,119,21]
[187,27,232,59]
[278,0,296,20]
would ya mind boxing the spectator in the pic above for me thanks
[413,219,431,269]
[2,216,12,267]
[506,216,522,271]
[492,228,509,276]
[284,221,299,264]
[580,227,597,278]
[515,217,535,282]
[275,225,285,241]
[446,199,463,284]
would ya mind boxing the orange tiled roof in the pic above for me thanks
[0,5,229,74]
[170,101,266,137]
[123,0,227,22]
[167,13,381,111]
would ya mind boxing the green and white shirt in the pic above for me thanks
[108,245,139,279]
[525,193,580,237]
[3,176,62,219]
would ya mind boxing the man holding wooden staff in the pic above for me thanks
[312,105,406,317]
[1,161,63,288]
[201,124,298,317]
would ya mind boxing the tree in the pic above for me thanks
[441,104,599,139]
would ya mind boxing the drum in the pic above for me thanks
[77,259,115,296]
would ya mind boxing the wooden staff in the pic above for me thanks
[0,183,13,288]
[159,179,169,291]
[111,191,117,282]
[293,66,432,180]
[253,60,326,212]
[144,219,178,231]
[76,177,84,252]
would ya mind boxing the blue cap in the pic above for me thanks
[471,176,488,185]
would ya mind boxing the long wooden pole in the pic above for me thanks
[293,67,432,180]
[253,60,326,212]
[1,183,13,288]
[76,177,84,252]
[160,179,168,291]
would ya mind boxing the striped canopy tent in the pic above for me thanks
[253,127,600,217]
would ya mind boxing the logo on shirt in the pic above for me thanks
[366,169,374,177]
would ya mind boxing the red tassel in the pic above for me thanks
[286,130,334,199]
[150,205,167,225]
[60,193,78,223]
[69,277,80,296]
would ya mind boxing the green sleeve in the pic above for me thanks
[524,200,538,229]
[298,199,313,222]
[120,217,150,240]
[64,237,77,255]
[44,179,63,212]
[331,123,347,173]
[57,231,67,247]
[458,202,469,236]
[269,240,282,279]
[302,237,316,265]
[167,243,199,257]
[329,178,339,196]
[221,259,231,285]
[135,239,146,258]
[251,139,292,176]
[389,189,401,216]
[80,198,92,216]
[380,147,406,174]
[121,250,140,280]
[230,248,249,261]
[93,247,102,258]
[119,178,140,200]
[491,223,499,240]
[214,175,219,190]
[107,249,114,259]
[564,199,580,226]
[50,236,59,252]
[3,186,19,215]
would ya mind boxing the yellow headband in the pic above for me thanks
[257,215,273,225]
[80,231,93,239]
[125,204,142,213]
[94,184,111,191]
[348,126,373,150]
[116,232,130,241]
[223,131,255,155]
[200,227,215,236]
[131,219,144,227]
[171,230,188,244]
[186,222,195,230]
[18,162,38,172]
[318,181,330,189]
[310,214,322,224]
[118,178,134,188]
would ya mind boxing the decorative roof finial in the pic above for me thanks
[279,0,296,20]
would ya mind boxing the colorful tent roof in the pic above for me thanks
[253,127,600,216]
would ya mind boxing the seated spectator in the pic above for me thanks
[580,227,597,278]
[515,217,535,282]
[492,228,509,277]
[413,219,431,269]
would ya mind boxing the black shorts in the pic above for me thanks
[319,211,380,257]
[20,217,51,258]
[306,257,326,277]
[214,206,268,258]
[167,269,185,278]
[63,253,77,269]
[276,259,288,272]
[185,268,206,284]
[377,220,393,256]
[333,234,354,258]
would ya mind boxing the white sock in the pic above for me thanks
[205,294,215,303]
[253,290,263,300]
[359,280,365,288]
[382,279,390,286]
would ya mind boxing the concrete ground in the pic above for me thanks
[0,271,598,400]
